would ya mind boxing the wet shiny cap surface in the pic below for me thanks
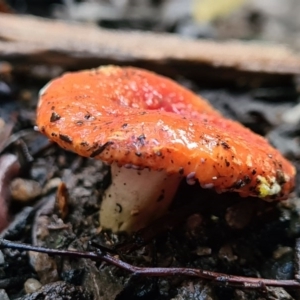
[36,66,295,200]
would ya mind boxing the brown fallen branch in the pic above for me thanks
[1,238,300,289]
[0,13,300,86]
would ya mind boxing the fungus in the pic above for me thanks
[36,66,295,233]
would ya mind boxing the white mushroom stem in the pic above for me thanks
[100,162,182,233]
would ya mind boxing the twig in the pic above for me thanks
[1,14,300,87]
[1,238,300,289]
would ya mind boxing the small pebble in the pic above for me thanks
[57,154,67,167]
[273,246,292,259]
[195,246,212,256]
[225,201,255,229]
[35,215,50,240]
[186,213,203,236]
[262,252,294,280]
[186,214,202,228]
[24,278,42,294]
[0,62,12,76]
[0,81,11,98]
[174,282,215,299]
[282,103,300,124]
[0,250,5,265]
[10,178,42,202]
[0,289,9,300]
[29,251,59,284]
[19,89,32,102]
[234,289,253,300]
[218,244,237,262]
[83,178,93,188]
[265,287,294,299]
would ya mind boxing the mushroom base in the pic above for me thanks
[100,163,182,233]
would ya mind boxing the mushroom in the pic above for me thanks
[36,66,295,233]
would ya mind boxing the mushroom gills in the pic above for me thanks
[100,162,182,233]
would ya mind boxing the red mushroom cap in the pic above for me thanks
[36,66,295,200]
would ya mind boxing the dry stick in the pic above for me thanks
[1,239,300,289]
